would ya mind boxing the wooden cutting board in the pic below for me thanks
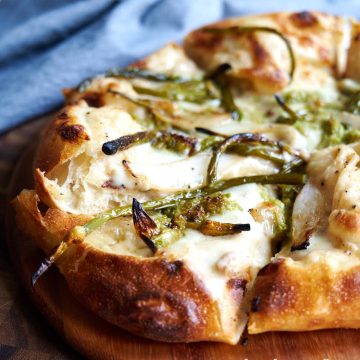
[6,143,360,360]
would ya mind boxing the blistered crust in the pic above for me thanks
[184,11,348,94]
[61,247,223,342]
[248,257,360,333]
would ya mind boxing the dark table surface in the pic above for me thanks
[0,116,82,360]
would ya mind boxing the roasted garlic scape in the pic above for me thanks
[206,132,304,185]
[206,63,243,121]
[77,67,187,93]
[102,130,198,156]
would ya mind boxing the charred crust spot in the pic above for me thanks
[58,124,89,142]
[354,33,360,42]
[290,11,318,28]
[82,92,104,108]
[163,260,183,275]
[251,295,261,312]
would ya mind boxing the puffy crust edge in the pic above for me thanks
[12,189,244,344]
[248,257,360,333]
[35,104,90,175]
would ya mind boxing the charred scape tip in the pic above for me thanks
[194,220,251,236]
[102,141,118,155]
[132,198,159,253]
[233,223,251,231]
[102,131,154,156]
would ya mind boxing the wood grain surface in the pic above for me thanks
[5,143,360,360]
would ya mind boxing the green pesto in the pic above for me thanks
[282,90,344,111]
[151,132,197,155]
[318,118,346,148]
[150,193,237,248]
[166,192,237,227]
[148,213,183,249]
[282,91,322,104]
[343,129,360,144]
[319,118,360,148]
[274,92,360,149]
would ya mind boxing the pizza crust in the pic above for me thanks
[248,254,360,333]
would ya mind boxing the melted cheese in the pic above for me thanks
[165,184,272,298]
[111,152,277,192]
[84,182,273,342]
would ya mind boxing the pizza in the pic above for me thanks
[12,11,360,344]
